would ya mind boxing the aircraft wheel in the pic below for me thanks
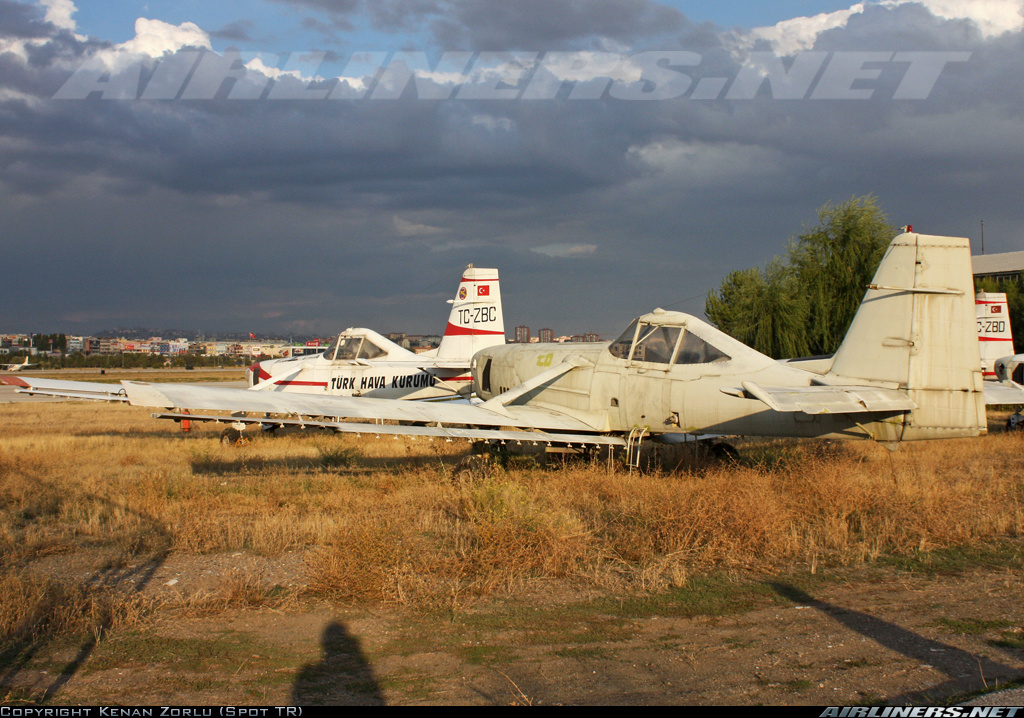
[220,427,247,445]
[453,454,490,484]
[710,442,739,461]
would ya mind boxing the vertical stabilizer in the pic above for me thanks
[976,292,1014,379]
[828,233,985,440]
[434,266,505,361]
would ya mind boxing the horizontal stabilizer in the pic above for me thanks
[731,381,916,415]
[984,381,1024,405]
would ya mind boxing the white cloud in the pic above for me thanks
[744,4,866,54]
[531,243,597,258]
[394,217,446,237]
[40,0,78,32]
[118,18,212,57]
[740,1,1024,54]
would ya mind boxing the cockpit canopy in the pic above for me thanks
[324,333,388,362]
[609,317,730,365]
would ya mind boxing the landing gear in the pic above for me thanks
[709,441,739,461]
[1007,410,1024,432]
[220,426,249,445]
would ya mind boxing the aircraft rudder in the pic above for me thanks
[436,265,506,360]
[829,232,986,438]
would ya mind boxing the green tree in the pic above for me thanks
[705,195,895,358]
[705,260,809,358]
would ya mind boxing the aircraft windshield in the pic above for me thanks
[609,319,730,365]
[327,336,361,361]
[633,324,680,364]
[675,331,730,364]
[358,340,387,360]
[608,320,638,359]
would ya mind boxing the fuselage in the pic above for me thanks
[248,329,473,400]
[470,309,981,443]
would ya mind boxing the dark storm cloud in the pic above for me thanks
[2,0,1024,335]
[0,0,52,38]
[427,0,687,50]
[210,20,258,43]
[270,0,687,48]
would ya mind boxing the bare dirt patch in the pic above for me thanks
[2,559,1022,705]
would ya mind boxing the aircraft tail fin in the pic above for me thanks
[827,232,985,440]
[434,266,505,361]
[976,291,1014,379]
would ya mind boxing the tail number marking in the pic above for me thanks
[979,320,1007,333]
[458,307,497,324]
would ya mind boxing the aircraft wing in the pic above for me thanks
[731,381,917,415]
[1,376,129,402]
[984,381,1024,405]
[121,377,625,446]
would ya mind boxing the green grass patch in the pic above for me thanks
[456,643,520,665]
[82,629,303,675]
[874,541,1024,576]
[933,617,1014,635]
[551,646,612,660]
[989,632,1024,651]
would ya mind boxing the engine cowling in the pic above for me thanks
[993,354,1024,384]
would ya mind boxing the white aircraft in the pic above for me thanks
[976,291,1016,380]
[15,231,1019,452]
[1,357,39,371]
[246,265,504,401]
[2,265,505,405]
[11,232,1024,451]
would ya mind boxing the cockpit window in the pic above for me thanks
[632,324,680,364]
[358,340,387,360]
[328,336,361,361]
[675,330,730,364]
[608,320,638,359]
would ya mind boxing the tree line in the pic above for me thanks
[705,195,1021,358]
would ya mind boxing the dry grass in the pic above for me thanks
[1,400,1022,635]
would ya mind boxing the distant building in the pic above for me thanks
[584,332,600,343]
[514,325,531,343]
[538,328,554,343]
[973,252,1024,283]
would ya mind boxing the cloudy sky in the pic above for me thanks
[2,0,1024,338]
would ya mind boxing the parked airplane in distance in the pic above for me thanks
[246,265,504,401]
[94,232,1024,450]
[976,291,1016,380]
[2,266,505,405]
[0,357,38,372]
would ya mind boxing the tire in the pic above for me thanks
[220,427,245,445]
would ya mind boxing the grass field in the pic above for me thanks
[0,396,1022,703]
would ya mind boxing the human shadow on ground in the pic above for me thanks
[292,621,385,705]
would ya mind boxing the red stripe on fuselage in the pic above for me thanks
[276,380,328,387]
[978,337,1014,342]
[443,322,505,337]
